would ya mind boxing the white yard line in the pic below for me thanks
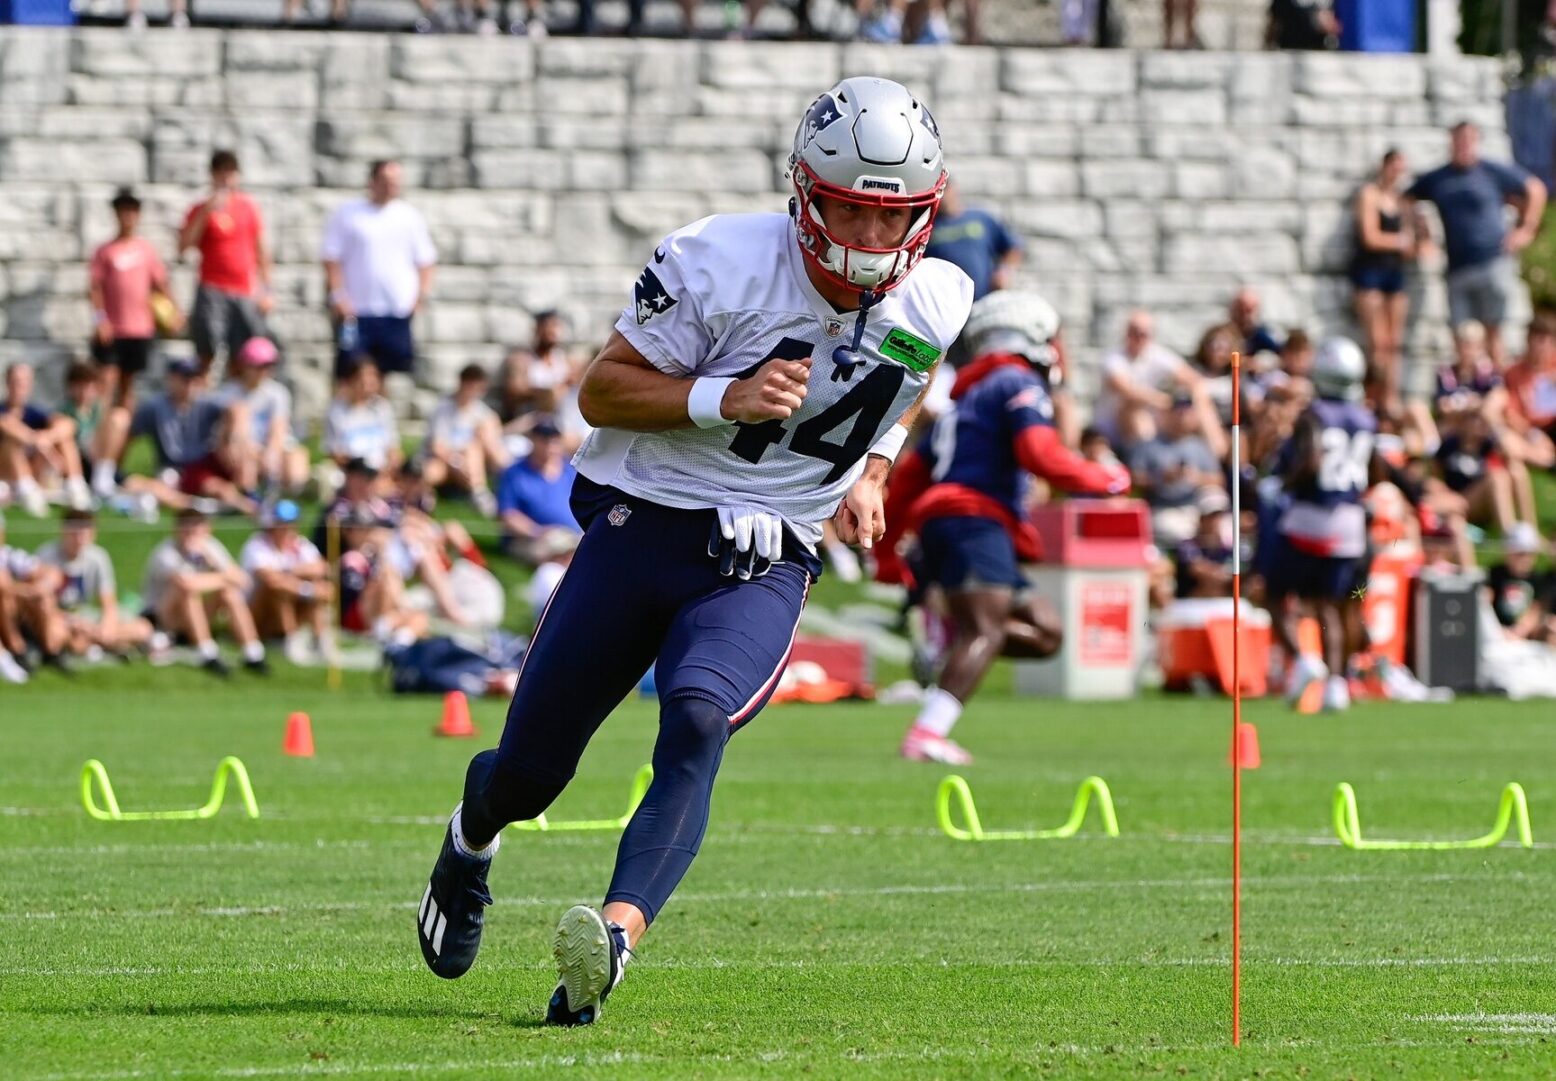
[0,869,1525,923]
[4,955,1555,979]
[21,1034,1556,1081]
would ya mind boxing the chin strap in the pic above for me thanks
[830,290,880,382]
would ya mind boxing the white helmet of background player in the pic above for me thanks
[1312,336,1367,402]
[788,76,947,294]
[962,290,1062,379]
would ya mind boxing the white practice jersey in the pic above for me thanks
[575,213,973,548]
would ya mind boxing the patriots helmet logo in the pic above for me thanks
[920,103,941,144]
[800,93,844,147]
[633,265,678,326]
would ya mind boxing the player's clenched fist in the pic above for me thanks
[720,356,811,422]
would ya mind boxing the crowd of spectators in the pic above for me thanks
[100,0,1399,49]
[0,147,594,683]
[4,114,1556,684]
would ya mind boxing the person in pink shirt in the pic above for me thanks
[178,150,274,377]
[90,188,181,410]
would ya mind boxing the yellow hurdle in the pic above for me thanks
[81,757,260,822]
[510,764,654,833]
[1332,782,1533,851]
[936,774,1119,842]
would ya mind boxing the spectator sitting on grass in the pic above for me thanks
[0,362,92,515]
[337,508,428,648]
[313,457,395,552]
[141,508,267,677]
[1093,311,1223,457]
[389,460,487,571]
[37,509,160,662]
[108,357,255,516]
[1502,311,1556,469]
[223,337,309,497]
[496,415,580,565]
[421,363,507,517]
[241,499,336,666]
[1434,321,1504,440]
[1486,523,1555,644]
[1173,487,1236,600]
[0,510,69,674]
[1228,287,1283,358]
[324,356,401,475]
[497,311,576,425]
[1128,395,1224,549]
[60,361,123,502]
[1433,411,1518,536]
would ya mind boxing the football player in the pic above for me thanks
[1266,337,1381,712]
[415,78,972,1025]
[876,292,1131,764]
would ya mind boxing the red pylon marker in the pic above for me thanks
[435,691,477,738]
[1229,722,1261,770]
[282,712,315,758]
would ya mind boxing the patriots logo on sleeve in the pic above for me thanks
[633,265,678,326]
[1008,386,1054,420]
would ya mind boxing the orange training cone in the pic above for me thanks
[435,691,477,738]
[1229,722,1261,769]
[282,712,315,758]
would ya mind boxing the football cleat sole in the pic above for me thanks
[547,905,614,1026]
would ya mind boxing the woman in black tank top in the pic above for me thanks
[1351,149,1421,416]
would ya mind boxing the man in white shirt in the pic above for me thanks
[141,508,267,677]
[413,76,972,1028]
[421,364,507,516]
[37,509,158,659]
[1092,310,1216,453]
[241,499,335,665]
[321,159,437,382]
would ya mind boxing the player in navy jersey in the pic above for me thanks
[1267,337,1383,712]
[877,292,1130,763]
[413,77,973,1025]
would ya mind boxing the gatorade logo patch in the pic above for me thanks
[879,328,941,373]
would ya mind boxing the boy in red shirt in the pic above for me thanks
[179,150,274,376]
[90,189,181,410]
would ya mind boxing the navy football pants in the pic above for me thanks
[459,479,814,925]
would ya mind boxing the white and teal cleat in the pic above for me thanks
[545,905,631,1026]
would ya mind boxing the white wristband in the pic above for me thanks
[687,376,736,429]
[867,423,908,464]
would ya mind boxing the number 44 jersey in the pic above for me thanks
[574,212,974,549]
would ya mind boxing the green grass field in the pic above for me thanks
[2,664,1553,1080]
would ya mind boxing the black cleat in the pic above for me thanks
[243,655,271,676]
[416,806,496,979]
[200,655,231,678]
[546,905,631,1026]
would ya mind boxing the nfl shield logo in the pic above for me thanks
[608,504,632,527]
[824,317,846,338]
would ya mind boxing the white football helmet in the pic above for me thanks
[1312,336,1367,402]
[788,76,947,294]
[962,290,1061,376]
